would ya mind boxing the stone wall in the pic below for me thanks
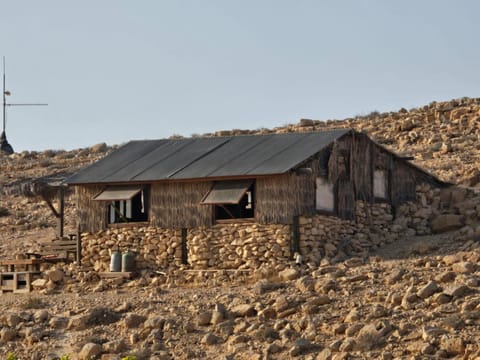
[187,223,290,269]
[81,227,182,272]
[80,223,291,272]
[79,183,480,272]
[298,202,397,264]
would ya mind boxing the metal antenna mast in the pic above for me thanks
[1,56,48,154]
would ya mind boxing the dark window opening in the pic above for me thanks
[108,190,148,223]
[201,180,255,221]
[215,185,255,220]
[93,186,149,224]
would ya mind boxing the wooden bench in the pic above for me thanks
[27,237,80,263]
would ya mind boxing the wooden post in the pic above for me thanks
[181,228,188,265]
[291,215,300,259]
[56,187,65,238]
[76,224,82,264]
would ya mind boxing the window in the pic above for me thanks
[374,169,388,199]
[93,185,149,224]
[201,180,255,220]
[316,177,334,211]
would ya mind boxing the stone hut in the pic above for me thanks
[66,129,448,271]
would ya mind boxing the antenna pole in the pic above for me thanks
[2,56,5,133]
[0,57,47,154]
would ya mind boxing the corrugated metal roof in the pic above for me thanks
[66,129,351,185]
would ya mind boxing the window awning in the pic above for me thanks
[201,180,253,205]
[93,185,143,201]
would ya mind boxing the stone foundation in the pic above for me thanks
[79,183,480,272]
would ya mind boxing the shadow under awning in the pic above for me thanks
[201,180,253,205]
[93,185,143,201]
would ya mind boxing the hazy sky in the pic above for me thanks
[1,1,479,152]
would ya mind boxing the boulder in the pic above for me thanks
[0,327,17,342]
[279,268,300,281]
[31,278,48,289]
[201,332,221,345]
[123,313,146,328]
[452,261,476,274]
[431,214,464,233]
[33,309,49,323]
[79,343,103,360]
[197,311,212,326]
[46,269,64,283]
[231,304,256,318]
[417,281,440,299]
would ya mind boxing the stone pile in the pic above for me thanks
[80,224,292,272]
[187,224,290,269]
[81,227,181,272]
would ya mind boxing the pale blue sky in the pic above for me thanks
[1,1,479,151]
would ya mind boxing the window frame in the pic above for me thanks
[92,185,150,225]
[315,176,336,214]
[373,169,389,201]
[201,180,256,223]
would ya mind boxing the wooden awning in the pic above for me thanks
[201,180,253,205]
[93,185,143,201]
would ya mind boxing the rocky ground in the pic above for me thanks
[0,97,479,359]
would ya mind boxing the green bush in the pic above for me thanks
[7,352,18,360]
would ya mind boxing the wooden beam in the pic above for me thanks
[41,193,59,218]
[181,228,188,265]
[291,215,300,259]
[57,187,64,238]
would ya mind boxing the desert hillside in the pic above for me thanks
[0,97,479,359]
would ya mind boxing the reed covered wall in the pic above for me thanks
[256,172,315,225]
[391,160,417,206]
[150,181,213,228]
[75,184,106,232]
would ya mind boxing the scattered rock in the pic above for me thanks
[79,342,103,360]
[279,268,300,281]
[201,332,221,345]
[231,304,257,318]
[431,214,464,233]
[123,313,146,328]
[417,281,440,299]
[46,269,64,283]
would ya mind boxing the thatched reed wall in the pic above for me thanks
[350,134,374,201]
[336,178,355,219]
[150,181,213,228]
[75,185,106,232]
[328,139,349,185]
[391,160,417,206]
[325,133,427,219]
[256,172,315,224]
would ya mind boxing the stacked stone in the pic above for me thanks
[298,215,354,264]
[79,183,480,272]
[81,227,180,272]
[187,223,290,270]
[81,223,291,272]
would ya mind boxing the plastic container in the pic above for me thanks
[110,251,121,272]
[121,250,135,272]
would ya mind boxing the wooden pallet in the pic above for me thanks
[0,271,42,293]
